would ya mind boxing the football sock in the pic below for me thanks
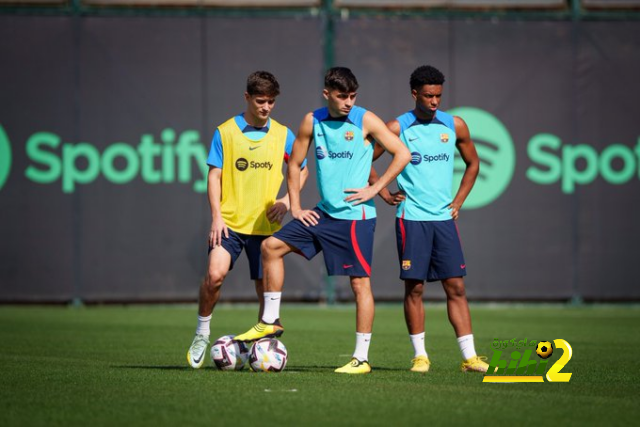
[196,314,211,336]
[410,332,428,358]
[353,332,372,362]
[457,334,477,360]
[261,292,281,324]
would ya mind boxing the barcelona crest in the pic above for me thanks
[440,133,449,143]
[402,260,411,270]
[344,131,354,141]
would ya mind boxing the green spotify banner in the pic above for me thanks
[1,15,639,302]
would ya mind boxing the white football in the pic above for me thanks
[210,335,249,371]
[249,338,288,373]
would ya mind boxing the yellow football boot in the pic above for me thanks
[460,355,490,373]
[335,358,372,374]
[410,355,431,373]
[234,320,284,342]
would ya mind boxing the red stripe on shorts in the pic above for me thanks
[399,217,406,254]
[351,220,371,276]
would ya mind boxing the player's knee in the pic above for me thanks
[405,281,424,299]
[350,278,372,296]
[261,238,272,256]
[444,278,466,299]
[261,237,285,259]
[205,269,226,290]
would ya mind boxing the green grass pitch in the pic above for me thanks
[1,304,639,426]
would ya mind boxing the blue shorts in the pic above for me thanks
[396,218,466,282]
[208,228,268,280]
[274,208,376,277]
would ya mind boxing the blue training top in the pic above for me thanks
[312,105,376,220]
[396,109,456,221]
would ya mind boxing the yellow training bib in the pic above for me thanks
[217,117,288,235]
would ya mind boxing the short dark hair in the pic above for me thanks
[246,71,280,97]
[410,65,445,90]
[324,67,359,92]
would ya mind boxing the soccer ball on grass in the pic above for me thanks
[249,338,288,372]
[211,335,249,370]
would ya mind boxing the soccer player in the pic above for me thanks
[371,65,488,373]
[235,67,411,374]
[186,71,308,369]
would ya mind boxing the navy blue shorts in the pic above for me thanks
[273,208,376,277]
[396,218,466,282]
[208,228,268,280]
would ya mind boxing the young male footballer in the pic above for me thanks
[235,67,411,374]
[186,71,308,368]
[372,65,488,373]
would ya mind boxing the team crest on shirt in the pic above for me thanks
[440,133,449,143]
[344,131,354,141]
[402,260,411,270]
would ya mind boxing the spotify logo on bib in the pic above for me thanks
[447,107,515,209]
[0,125,12,192]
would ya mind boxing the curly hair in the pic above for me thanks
[410,65,445,90]
[324,67,359,93]
[246,71,280,97]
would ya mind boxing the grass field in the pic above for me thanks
[1,304,639,426]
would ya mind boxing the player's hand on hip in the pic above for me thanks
[385,190,406,206]
[344,186,377,205]
[209,217,229,247]
[267,199,288,224]
[292,208,319,227]
[448,203,461,221]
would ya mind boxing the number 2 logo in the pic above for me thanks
[546,339,573,382]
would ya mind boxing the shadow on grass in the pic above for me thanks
[112,365,406,373]
[286,365,405,373]
[112,365,199,371]
[284,366,338,373]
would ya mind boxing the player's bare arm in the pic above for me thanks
[366,126,394,203]
[267,166,310,224]
[369,119,407,206]
[287,113,320,226]
[346,112,410,205]
[207,166,229,247]
[449,116,479,220]
[368,160,405,206]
